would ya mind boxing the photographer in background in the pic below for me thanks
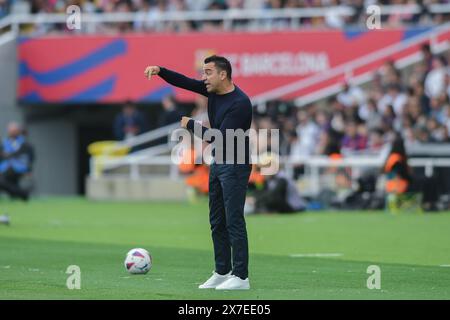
[0,122,34,201]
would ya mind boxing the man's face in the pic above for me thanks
[346,123,357,137]
[123,105,135,116]
[202,62,226,93]
[7,123,21,138]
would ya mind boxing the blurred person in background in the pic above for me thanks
[290,108,319,157]
[420,43,434,73]
[290,107,319,177]
[157,94,183,128]
[0,0,12,19]
[358,98,383,130]
[340,121,367,154]
[367,128,385,153]
[377,60,401,89]
[337,82,366,110]
[0,122,34,201]
[244,152,306,215]
[411,81,431,115]
[383,132,411,196]
[202,0,228,31]
[378,83,408,117]
[425,55,448,99]
[113,102,149,141]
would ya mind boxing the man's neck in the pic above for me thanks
[216,82,235,95]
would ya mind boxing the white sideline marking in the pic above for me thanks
[290,253,343,258]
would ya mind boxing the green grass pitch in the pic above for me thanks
[0,198,449,299]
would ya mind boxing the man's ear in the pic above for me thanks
[220,70,227,80]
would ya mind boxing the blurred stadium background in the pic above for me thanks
[1,0,450,300]
[0,0,450,209]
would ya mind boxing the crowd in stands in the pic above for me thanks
[249,45,450,164]
[1,0,449,34]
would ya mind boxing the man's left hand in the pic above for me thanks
[181,116,192,129]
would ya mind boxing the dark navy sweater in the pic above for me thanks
[158,67,253,164]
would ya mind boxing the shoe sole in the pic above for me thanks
[198,285,217,289]
[199,281,231,289]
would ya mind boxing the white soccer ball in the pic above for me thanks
[124,248,152,274]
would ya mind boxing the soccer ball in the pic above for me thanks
[124,248,152,274]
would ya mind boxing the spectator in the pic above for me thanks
[446,71,450,99]
[378,60,401,88]
[115,0,134,33]
[167,0,194,32]
[341,121,367,154]
[378,83,408,117]
[411,81,431,115]
[415,126,431,143]
[245,152,307,214]
[190,94,209,125]
[0,0,12,19]
[0,122,34,201]
[420,43,434,73]
[262,0,291,29]
[324,0,346,28]
[158,95,183,127]
[425,55,448,99]
[387,0,417,27]
[367,128,385,152]
[202,0,228,31]
[443,104,450,133]
[359,98,383,130]
[337,82,366,110]
[113,102,149,141]
[290,108,319,157]
[383,132,411,195]
[279,118,297,156]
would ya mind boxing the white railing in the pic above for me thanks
[89,143,450,196]
[285,145,450,195]
[119,122,179,150]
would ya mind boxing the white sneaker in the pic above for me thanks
[215,275,250,290]
[198,271,232,289]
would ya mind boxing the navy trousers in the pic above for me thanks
[209,163,252,280]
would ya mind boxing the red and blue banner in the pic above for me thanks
[18,27,449,104]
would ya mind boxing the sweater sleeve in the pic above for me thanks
[158,67,208,97]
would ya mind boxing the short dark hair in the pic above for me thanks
[204,55,232,80]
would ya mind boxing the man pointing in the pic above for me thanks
[145,55,253,290]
